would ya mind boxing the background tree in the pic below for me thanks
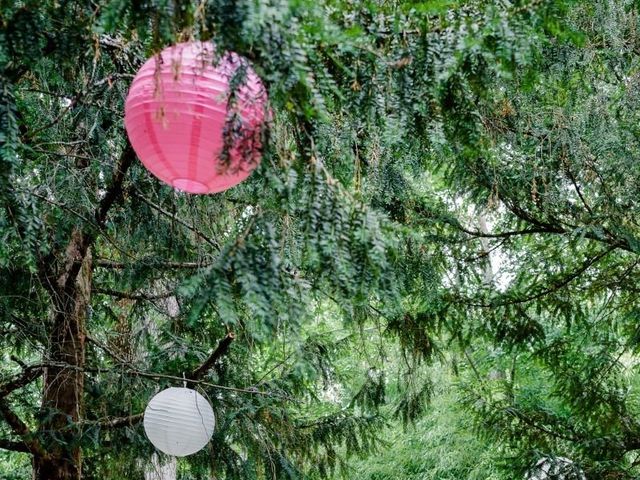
[408,1,640,478]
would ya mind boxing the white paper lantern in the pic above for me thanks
[525,457,586,480]
[143,387,215,457]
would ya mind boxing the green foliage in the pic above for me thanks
[350,369,511,480]
[415,1,640,477]
[0,451,30,480]
[2,0,640,479]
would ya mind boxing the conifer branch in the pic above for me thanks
[47,142,136,294]
[0,364,44,399]
[93,333,236,431]
[190,332,236,380]
[90,370,289,431]
[454,223,563,239]
[504,201,633,252]
[87,332,285,430]
[0,399,47,458]
[93,287,175,301]
[0,438,29,453]
[95,413,144,430]
[504,406,580,443]
[96,259,210,270]
[130,191,221,250]
[464,246,616,308]
[0,400,30,437]
[95,143,136,229]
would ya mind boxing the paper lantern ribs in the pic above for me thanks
[143,387,216,457]
[125,41,268,194]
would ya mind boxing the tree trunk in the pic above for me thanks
[35,229,92,480]
[477,213,494,285]
[144,454,177,480]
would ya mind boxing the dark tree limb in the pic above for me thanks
[0,400,30,437]
[88,333,236,383]
[46,142,136,294]
[0,365,44,398]
[89,364,290,430]
[0,399,47,458]
[454,223,563,239]
[0,438,30,453]
[88,368,285,430]
[463,246,616,308]
[95,143,136,229]
[89,333,237,431]
[504,406,581,443]
[504,201,632,252]
[190,332,236,380]
[86,335,129,366]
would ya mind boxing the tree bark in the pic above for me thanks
[35,229,92,480]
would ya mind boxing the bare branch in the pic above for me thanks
[0,365,44,398]
[96,259,210,270]
[93,413,144,430]
[93,288,175,301]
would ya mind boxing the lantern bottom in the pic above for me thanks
[172,178,209,194]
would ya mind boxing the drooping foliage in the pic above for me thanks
[421,1,640,478]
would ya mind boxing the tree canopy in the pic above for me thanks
[1,0,640,479]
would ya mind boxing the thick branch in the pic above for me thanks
[504,406,580,443]
[190,332,236,380]
[0,399,47,457]
[87,332,276,430]
[95,143,136,228]
[0,365,44,398]
[505,201,632,252]
[414,201,566,241]
[465,246,615,308]
[0,399,30,437]
[455,223,563,239]
[90,362,290,431]
[51,143,135,294]
[0,438,29,453]
[87,331,292,430]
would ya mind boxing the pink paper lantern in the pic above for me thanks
[124,41,268,194]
